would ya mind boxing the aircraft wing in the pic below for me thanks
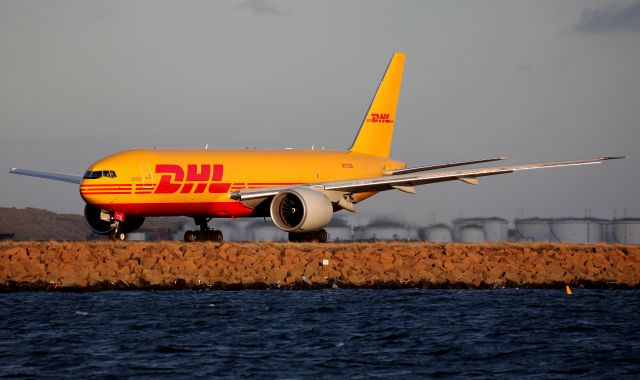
[9,168,82,184]
[230,156,625,201]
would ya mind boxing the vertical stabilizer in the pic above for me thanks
[349,52,405,158]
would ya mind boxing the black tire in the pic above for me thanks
[184,230,196,242]
[315,229,328,243]
[288,232,301,243]
[110,230,126,241]
[213,230,223,242]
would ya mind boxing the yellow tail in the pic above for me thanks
[349,52,405,158]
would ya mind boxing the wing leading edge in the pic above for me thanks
[230,156,626,201]
[9,168,82,184]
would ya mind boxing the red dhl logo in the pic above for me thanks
[154,164,230,194]
[366,113,393,123]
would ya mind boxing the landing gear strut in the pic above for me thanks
[288,229,328,243]
[109,221,126,241]
[184,217,223,242]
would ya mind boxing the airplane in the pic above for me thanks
[10,52,625,242]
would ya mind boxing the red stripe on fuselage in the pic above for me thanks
[80,191,132,195]
[248,183,301,185]
[81,184,132,187]
[94,202,255,217]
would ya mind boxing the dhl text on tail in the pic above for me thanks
[10,52,625,242]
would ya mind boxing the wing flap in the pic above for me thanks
[383,156,506,175]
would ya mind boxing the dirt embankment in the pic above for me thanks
[1,242,638,291]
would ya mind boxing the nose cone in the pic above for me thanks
[79,179,97,204]
[79,167,130,205]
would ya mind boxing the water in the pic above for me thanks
[1,289,639,378]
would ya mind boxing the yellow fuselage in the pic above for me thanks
[79,149,405,218]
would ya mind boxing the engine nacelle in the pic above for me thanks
[270,188,333,232]
[84,204,145,235]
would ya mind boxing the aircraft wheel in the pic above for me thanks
[288,232,301,243]
[184,230,196,242]
[110,230,126,241]
[213,230,223,242]
[314,229,328,243]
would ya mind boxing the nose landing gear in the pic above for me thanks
[108,220,126,241]
[184,217,224,242]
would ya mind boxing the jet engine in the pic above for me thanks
[270,188,333,232]
[83,204,145,235]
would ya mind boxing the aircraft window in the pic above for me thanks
[83,170,117,179]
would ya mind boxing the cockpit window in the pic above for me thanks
[83,170,117,179]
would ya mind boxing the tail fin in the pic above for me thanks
[349,52,405,158]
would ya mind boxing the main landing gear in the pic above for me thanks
[184,217,223,242]
[288,229,328,243]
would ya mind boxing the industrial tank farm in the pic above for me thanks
[164,216,640,244]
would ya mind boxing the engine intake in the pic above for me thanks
[84,204,145,235]
[270,188,333,232]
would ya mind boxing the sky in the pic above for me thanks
[0,0,639,226]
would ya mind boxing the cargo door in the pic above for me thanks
[137,164,155,194]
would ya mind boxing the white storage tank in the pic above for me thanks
[550,218,604,243]
[515,218,551,242]
[612,218,640,244]
[603,221,616,243]
[359,219,417,241]
[452,218,484,241]
[482,218,508,242]
[426,224,453,242]
[459,225,485,242]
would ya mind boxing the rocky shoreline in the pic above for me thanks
[1,242,638,291]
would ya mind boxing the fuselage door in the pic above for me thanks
[139,164,154,187]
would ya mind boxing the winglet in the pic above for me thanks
[600,156,627,161]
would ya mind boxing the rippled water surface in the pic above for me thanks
[1,289,639,378]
